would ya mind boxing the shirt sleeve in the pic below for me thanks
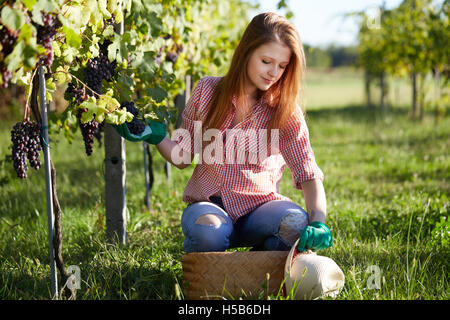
[174,77,205,155]
[279,106,324,190]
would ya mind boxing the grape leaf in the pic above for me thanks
[108,36,121,62]
[63,26,82,48]
[61,45,78,64]
[78,100,97,124]
[1,6,26,31]
[103,24,115,38]
[31,0,58,25]
[108,34,129,64]
[5,40,40,71]
[147,86,167,103]
[98,0,112,19]
[22,0,38,11]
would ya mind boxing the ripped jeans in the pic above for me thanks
[181,197,309,253]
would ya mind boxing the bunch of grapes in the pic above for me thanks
[0,25,18,56]
[93,121,104,146]
[0,24,18,88]
[65,83,88,105]
[121,101,146,134]
[1,68,12,88]
[35,12,61,68]
[84,41,117,96]
[165,51,178,64]
[165,42,183,64]
[11,119,42,179]
[65,82,102,156]
[81,42,117,152]
[84,57,109,96]
[76,107,100,156]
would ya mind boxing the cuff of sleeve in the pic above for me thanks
[291,163,324,190]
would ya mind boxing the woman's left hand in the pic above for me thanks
[297,221,333,252]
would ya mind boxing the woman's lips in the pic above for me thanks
[263,77,274,85]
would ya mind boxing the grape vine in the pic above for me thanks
[34,12,61,68]
[1,0,253,161]
[0,0,259,299]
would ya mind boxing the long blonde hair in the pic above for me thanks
[203,12,306,133]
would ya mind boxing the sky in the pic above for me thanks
[253,0,404,48]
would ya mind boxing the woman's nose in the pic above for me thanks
[268,66,277,78]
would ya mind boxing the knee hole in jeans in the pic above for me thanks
[278,212,308,246]
[194,213,227,227]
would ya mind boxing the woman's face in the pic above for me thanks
[246,41,292,96]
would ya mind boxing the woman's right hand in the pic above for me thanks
[297,221,333,252]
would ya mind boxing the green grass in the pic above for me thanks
[305,106,449,300]
[0,72,449,299]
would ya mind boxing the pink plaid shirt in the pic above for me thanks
[175,76,324,222]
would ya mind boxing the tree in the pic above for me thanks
[356,0,449,118]
[357,6,391,110]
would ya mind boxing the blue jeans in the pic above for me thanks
[181,197,309,253]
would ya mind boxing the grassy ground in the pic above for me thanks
[0,70,448,300]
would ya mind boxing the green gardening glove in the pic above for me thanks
[113,120,166,145]
[297,221,333,252]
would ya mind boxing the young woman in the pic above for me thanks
[116,12,332,253]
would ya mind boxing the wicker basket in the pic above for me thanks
[181,251,289,300]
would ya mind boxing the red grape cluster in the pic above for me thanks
[35,12,61,68]
[76,108,100,156]
[0,24,18,88]
[72,41,117,154]
[84,57,106,96]
[165,51,178,64]
[65,83,88,105]
[65,83,102,156]
[84,41,117,96]
[121,101,145,134]
[165,43,183,64]
[63,41,116,156]
[11,119,42,179]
